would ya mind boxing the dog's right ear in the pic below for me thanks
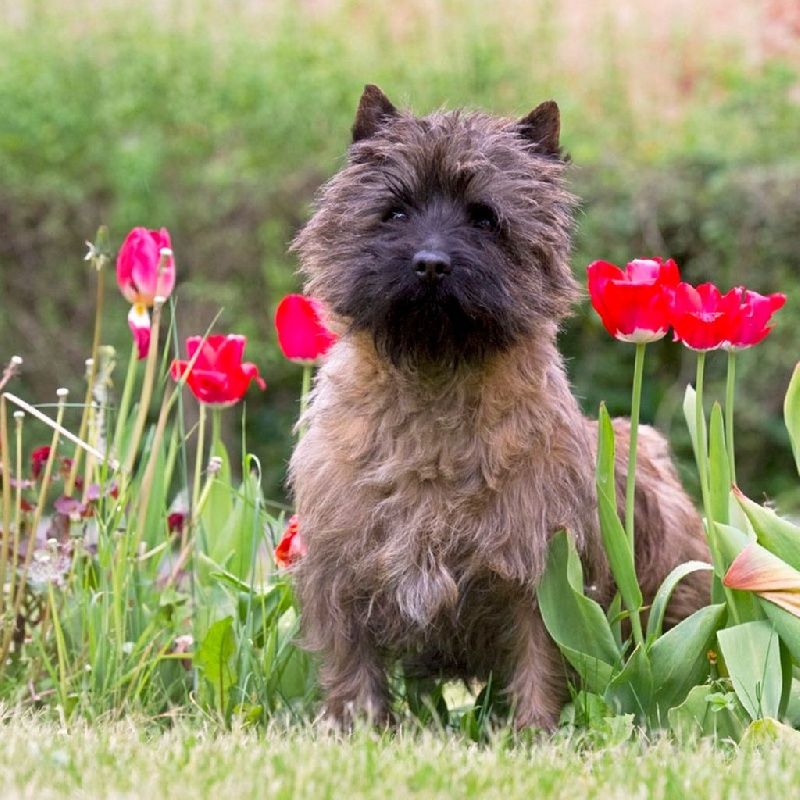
[352,84,398,143]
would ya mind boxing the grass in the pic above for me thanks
[1,710,799,800]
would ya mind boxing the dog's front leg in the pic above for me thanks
[316,618,390,729]
[505,603,567,731]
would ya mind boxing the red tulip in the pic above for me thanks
[31,446,51,480]
[670,283,742,351]
[274,514,307,569]
[587,258,680,343]
[724,288,786,350]
[275,295,337,365]
[116,227,176,306]
[170,334,266,407]
[128,303,151,360]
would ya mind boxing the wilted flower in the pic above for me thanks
[170,335,266,406]
[128,303,152,360]
[274,514,307,569]
[116,227,176,306]
[587,258,680,343]
[31,446,51,480]
[723,542,800,618]
[275,294,337,364]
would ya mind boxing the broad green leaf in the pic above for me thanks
[604,644,653,721]
[708,403,730,525]
[714,522,762,622]
[717,621,783,721]
[606,593,623,649]
[735,490,800,571]
[683,384,706,473]
[194,616,237,712]
[761,599,800,664]
[668,684,746,743]
[783,362,800,477]
[649,603,726,715]
[739,717,800,749]
[200,434,234,556]
[210,466,266,580]
[646,560,714,644]
[596,406,643,634]
[537,530,622,693]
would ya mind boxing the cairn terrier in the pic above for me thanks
[289,85,709,729]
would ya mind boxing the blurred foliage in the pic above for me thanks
[0,0,798,503]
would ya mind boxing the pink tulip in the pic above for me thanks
[275,295,337,365]
[116,227,176,306]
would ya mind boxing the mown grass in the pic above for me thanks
[1,709,799,800]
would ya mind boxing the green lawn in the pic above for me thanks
[2,711,799,800]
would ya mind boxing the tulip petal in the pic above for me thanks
[275,294,337,363]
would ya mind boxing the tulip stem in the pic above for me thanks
[695,353,740,624]
[113,338,140,462]
[192,403,207,536]
[725,350,737,486]
[123,298,164,477]
[625,343,646,548]
[298,365,312,439]
[66,262,104,496]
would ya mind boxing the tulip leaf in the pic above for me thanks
[682,384,707,474]
[717,621,783,721]
[646,560,714,645]
[649,602,726,715]
[760,599,800,665]
[735,490,800,571]
[604,644,653,721]
[537,530,622,694]
[708,403,730,525]
[714,522,762,622]
[194,615,237,713]
[783,362,800,478]
[596,405,643,635]
[668,684,746,743]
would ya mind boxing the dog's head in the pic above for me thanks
[292,85,578,369]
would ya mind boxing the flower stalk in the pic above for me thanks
[726,350,737,485]
[624,343,646,547]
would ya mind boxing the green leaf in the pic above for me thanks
[200,434,234,556]
[739,717,800,750]
[604,644,653,721]
[668,684,746,743]
[717,621,783,721]
[783,362,800,477]
[708,403,730,526]
[596,405,643,635]
[537,530,622,694]
[760,599,800,664]
[649,603,726,715]
[683,384,706,472]
[194,616,237,712]
[735,490,800,571]
[646,560,714,645]
[713,522,762,622]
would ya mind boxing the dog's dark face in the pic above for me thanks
[293,86,578,369]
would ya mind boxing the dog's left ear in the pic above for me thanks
[516,100,561,156]
[352,84,399,143]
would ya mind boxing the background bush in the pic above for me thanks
[1,0,799,503]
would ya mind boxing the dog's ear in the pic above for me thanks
[516,100,561,156]
[352,84,399,143]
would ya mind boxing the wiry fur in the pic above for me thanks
[289,87,710,729]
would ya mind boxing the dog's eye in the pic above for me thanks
[383,207,408,223]
[467,203,498,231]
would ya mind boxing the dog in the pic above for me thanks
[288,85,710,729]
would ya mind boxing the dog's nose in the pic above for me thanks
[413,250,452,282]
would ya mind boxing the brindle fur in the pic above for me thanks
[289,86,710,729]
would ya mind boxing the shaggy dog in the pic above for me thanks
[289,85,709,729]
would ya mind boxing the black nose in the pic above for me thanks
[413,250,452,282]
